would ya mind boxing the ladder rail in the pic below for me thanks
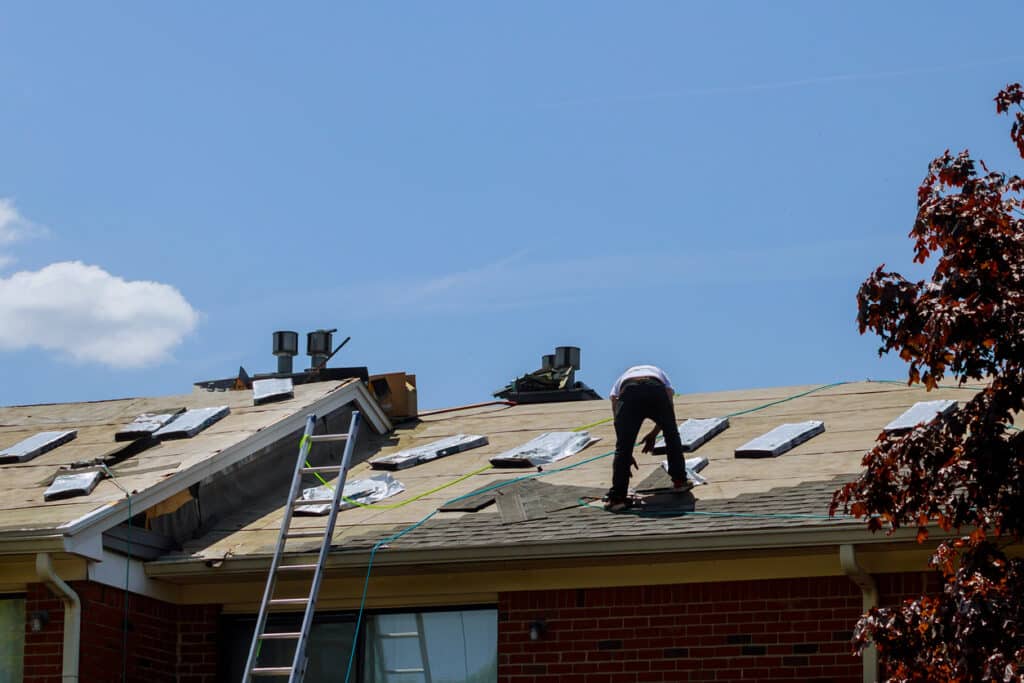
[242,414,316,682]
[289,411,362,680]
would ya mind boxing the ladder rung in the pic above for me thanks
[382,631,420,638]
[301,465,343,474]
[293,499,335,507]
[278,564,318,572]
[309,434,348,443]
[269,598,310,606]
[387,668,426,674]
[251,666,293,676]
[285,531,326,539]
[260,631,302,640]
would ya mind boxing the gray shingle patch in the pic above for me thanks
[735,421,825,458]
[0,430,78,464]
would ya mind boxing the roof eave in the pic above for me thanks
[145,521,926,581]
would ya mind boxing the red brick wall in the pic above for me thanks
[23,581,220,683]
[498,572,935,683]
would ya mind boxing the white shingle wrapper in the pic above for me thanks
[294,473,405,515]
[252,378,295,406]
[370,434,489,471]
[883,400,957,433]
[654,417,730,453]
[0,430,78,464]
[153,406,230,439]
[489,431,599,468]
[660,456,711,485]
[734,420,825,458]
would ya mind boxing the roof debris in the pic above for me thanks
[294,473,405,515]
[0,430,78,464]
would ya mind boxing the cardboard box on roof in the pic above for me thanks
[368,372,418,419]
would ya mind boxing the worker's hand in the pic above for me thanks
[640,431,658,454]
[630,455,639,471]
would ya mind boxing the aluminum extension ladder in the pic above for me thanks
[242,411,362,682]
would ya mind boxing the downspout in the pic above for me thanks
[840,544,878,683]
[36,553,80,683]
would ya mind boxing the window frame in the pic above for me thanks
[218,603,498,683]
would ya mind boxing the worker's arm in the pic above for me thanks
[640,424,661,453]
[610,396,618,415]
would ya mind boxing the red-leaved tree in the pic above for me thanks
[831,83,1024,682]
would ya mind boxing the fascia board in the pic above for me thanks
[145,523,936,581]
[0,534,66,556]
[53,380,390,541]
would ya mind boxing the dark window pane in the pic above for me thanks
[0,597,25,680]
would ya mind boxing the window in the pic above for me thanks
[220,607,497,683]
[220,613,358,682]
[0,596,25,681]
[364,609,497,683]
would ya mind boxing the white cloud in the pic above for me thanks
[0,261,200,368]
[0,198,44,247]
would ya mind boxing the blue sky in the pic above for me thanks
[1,2,1022,408]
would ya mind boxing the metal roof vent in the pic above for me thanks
[272,330,299,374]
[494,346,600,404]
[307,328,335,370]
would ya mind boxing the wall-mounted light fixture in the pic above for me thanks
[528,618,547,641]
[29,610,49,633]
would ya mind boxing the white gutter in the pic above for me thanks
[35,553,80,683]
[840,544,878,683]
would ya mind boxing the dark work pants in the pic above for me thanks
[611,382,686,498]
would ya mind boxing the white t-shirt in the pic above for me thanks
[609,365,673,398]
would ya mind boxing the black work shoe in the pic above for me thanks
[604,496,632,512]
[672,478,694,493]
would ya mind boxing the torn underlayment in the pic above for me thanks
[735,420,825,458]
[115,410,185,442]
[370,434,488,471]
[489,431,598,468]
[252,378,295,406]
[654,417,730,454]
[660,456,710,485]
[884,400,957,433]
[0,430,78,464]
[153,406,230,440]
[44,471,103,501]
[294,473,405,515]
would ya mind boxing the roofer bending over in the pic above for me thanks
[605,365,692,511]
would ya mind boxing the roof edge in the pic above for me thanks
[145,522,933,580]
[1,380,390,545]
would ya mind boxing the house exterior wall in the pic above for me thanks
[497,572,937,683]
[23,581,220,683]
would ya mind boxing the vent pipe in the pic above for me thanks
[307,329,336,370]
[541,354,556,370]
[272,331,299,374]
[554,346,581,370]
